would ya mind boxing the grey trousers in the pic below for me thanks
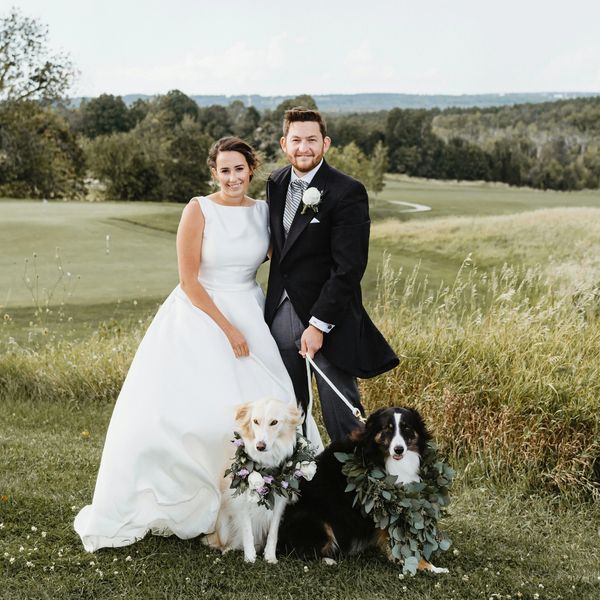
[270,298,364,443]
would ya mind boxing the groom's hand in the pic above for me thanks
[299,325,324,359]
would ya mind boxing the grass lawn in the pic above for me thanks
[2,179,600,598]
[1,396,598,599]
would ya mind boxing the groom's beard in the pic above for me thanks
[288,150,325,174]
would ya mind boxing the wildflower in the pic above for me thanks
[1,495,8,502]
[71,505,78,511]
[462,574,469,581]
[9,557,15,564]
[125,556,132,562]
[41,531,47,538]
[113,571,119,575]
[237,468,249,478]
[0,523,3,529]
[281,480,289,489]
[113,558,118,562]
[3,314,10,321]
[133,300,138,306]
[185,577,191,583]
[19,546,24,552]
[263,475,274,485]
[303,565,309,572]
[26,561,34,567]
[81,430,90,439]
[398,574,404,580]
[453,548,460,556]
[31,526,38,532]
[3,552,7,557]
[95,568,103,577]
[89,561,95,566]
[533,594,539,600]
[233,438,244,447]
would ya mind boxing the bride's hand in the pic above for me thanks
[225,325,249,358]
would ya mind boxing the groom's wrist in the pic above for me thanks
[309,316,334,333]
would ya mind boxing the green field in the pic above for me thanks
[2,177,600,598]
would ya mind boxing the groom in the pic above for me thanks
[265,106,399,442]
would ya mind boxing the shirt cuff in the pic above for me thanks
[309,316,335,333]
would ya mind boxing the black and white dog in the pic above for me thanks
[277,407,448,573]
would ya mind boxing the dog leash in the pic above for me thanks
[247,351,364,425]
[305,355,366,424]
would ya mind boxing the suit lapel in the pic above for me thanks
[268,165,292,254]
[281,160,331,261]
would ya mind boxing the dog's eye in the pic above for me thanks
[269,420,278,426]
[253,419,259,425]
[388,423,393,429]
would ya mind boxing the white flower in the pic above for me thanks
[41,531,47,538]
[31,526,37,532]
[9,557,15,564]
[125,556,132,562]
[247,471,264,490]
[298,437,308,448]
[298,460,317,481]
[301,188,322,213]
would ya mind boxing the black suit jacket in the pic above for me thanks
[265,160,399,378]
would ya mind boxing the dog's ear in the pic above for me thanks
[234,403,252,427]
[287,404,303,428]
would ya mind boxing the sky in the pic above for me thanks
[6,0,600,97]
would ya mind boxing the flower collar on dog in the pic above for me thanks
[335,442,455,575]
[225,432,317,510]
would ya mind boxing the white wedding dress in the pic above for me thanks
[74,197,323,552]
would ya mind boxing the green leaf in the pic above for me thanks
[371,469,385,479]
[344,483,356,492]
[403,556,419,575]
[334,452,350,463]
[381,490,392,501]
[391,543,403,559]
[439,538,451,551]
[364,498,374,513]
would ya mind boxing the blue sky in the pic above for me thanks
[8,0,600,97]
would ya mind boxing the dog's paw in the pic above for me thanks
[322,557,337,566]
[243,551,257,563]
[429,565,449,574]
[264,552,278,564]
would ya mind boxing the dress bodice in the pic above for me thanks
[197,196,269,292]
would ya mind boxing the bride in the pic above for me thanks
[74,137,323,552]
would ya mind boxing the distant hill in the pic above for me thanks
[70,92,600,113]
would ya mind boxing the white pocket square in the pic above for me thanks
[309,217,320,224]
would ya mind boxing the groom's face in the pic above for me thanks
[280,121,331,174]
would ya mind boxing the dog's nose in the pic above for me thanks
[393,446,404,455]
[256,441,267,452]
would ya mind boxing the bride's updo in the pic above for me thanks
[207,137,259,179]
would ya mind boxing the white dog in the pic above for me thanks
[205,398,303,563]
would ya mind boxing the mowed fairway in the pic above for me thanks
[3,177,600,320]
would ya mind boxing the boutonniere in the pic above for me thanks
[301,187,324,214]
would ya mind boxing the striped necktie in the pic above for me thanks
[283,179,308,237]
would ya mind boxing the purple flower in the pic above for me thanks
[281,480,289,489]
[257,486,269,496]
[233,438,245,447]
[294,470,303,479]
[237,468,249,478]
[263,475,274,485]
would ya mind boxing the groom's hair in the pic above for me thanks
[283,107,327,139]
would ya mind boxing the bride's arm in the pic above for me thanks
[176,199,249,358]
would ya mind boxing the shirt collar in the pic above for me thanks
[290,159,323,186]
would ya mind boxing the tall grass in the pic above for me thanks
[1,257,598,500]
[365,254,600,499]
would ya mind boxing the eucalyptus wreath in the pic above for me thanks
[335,442,455,575]
[225,432,317,510]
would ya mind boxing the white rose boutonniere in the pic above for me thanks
[247,471,264,490]
[301,187,323,214]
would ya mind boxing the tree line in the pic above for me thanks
[1,8,600,200]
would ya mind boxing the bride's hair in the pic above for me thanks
[207,137,260,179]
